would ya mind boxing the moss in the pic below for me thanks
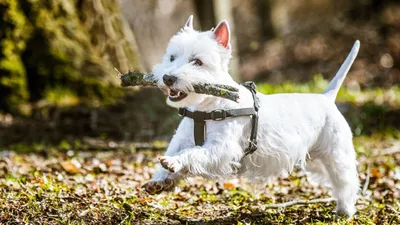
[0,0,141,113]
[21,0,122,104]
[0,0,32,113]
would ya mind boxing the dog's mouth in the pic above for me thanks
[168,89,188,102]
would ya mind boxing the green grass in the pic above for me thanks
[44,86,80,107]
[256,74,400,106]
[257,75,400,136]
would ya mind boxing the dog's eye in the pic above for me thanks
[170,55,175,62]
[192,59,203,66]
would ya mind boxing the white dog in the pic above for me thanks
[143,15,360,218]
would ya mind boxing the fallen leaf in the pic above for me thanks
[223,182,235,190]
[371,168,382,178]
[61,160,81,174]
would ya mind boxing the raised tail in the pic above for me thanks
[323,40,360,101]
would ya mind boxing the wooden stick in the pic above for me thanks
[116,69,156,87]
[192,83,239,102]
[362,164,370,196]
[116,69,240,102]
[259,198,334,209]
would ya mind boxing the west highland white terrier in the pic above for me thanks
[143,15,360,218]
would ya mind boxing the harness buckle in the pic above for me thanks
[245,140,258,156]
[211,110,226,121]
[178,108,186,117]
[244,82,260,111]
[244,81,257,90]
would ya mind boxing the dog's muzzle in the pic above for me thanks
[162,75,188,102]
[163,75,177,86]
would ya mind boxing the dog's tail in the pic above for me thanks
[323,40,360,102]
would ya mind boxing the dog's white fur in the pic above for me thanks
[144,16,360,218]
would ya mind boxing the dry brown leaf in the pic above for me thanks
[371,168,382,178]
[106,160,113,167]
[174,194,187,201]
[223,182,235,190]
[139,197,153,205]
[61,160,81,174]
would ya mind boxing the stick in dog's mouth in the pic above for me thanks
[116,68,240,102]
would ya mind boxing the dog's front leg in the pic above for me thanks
[142,165,184,194]
[143,146,185,194]
[160,131,243,179]
[143,120,192,194]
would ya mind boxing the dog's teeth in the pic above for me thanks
[168,90,187,101]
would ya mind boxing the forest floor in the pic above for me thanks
[0,132,399,225]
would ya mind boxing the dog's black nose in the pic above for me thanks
[163,75,177,86]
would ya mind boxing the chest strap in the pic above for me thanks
[178,81,260,156]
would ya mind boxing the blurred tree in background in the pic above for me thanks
[234,0,400,87]
[0,0,141,114]
[120,0,399,86]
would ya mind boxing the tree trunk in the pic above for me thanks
[0,0,31,113]
[213,0,240,82]
[0,0,142,113]
[119,0,197,72]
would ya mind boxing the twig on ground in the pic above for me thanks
[362,164,370,196]
[115,68,240,102]
[373,142,400,156]
[386,205,400,216]
[259,198,334,209]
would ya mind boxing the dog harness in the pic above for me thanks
[178,81,260,157]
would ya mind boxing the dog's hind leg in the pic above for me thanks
[305,158,331,187]
[319,136,359,218]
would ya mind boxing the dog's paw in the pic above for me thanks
[159,156,183,173]
[142,179,175,195]
[335,207,355,220]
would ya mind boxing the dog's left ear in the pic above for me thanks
[213,20,230,49]
[184,15,194,30]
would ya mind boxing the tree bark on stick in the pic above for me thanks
[258,198,334,209]
[117,69,240,102]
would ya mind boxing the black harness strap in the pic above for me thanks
[242,82,260,156]
[178,81,260,156]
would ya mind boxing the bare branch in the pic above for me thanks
[117,69,156,87]
[258,198,334,209]
[210,84,239,92]
[192,83,239,102]
[116,69,240,102]
[373,142,400,156]
[362,164,370,196]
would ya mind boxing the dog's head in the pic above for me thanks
[152,15,234,108]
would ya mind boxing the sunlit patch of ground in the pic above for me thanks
[0,134,399,224]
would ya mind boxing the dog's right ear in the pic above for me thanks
[213,20,230,49]
[184,15,194,30]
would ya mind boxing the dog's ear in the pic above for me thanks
[184,15,194,30]
[213,20,230,49]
